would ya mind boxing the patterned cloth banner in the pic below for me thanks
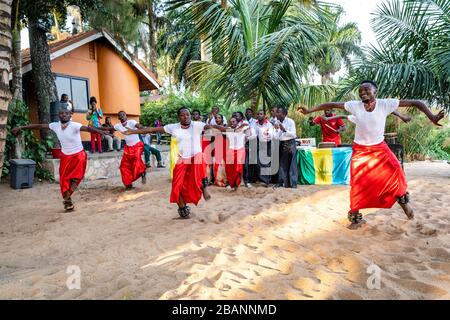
[297,147,352,185]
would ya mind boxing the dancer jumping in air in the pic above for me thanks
[12,109,106,211]
[299,80,445,229]
[123,107,229,218]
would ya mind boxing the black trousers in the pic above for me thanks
[278,139,298,188]
[257,140,273,185]
[244,140,257,183]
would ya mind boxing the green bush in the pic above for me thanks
[140,93,224,126]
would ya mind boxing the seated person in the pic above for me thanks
[102,116,121,151]
[140,133,165,168]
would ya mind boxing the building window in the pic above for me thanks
[55,74,90,112]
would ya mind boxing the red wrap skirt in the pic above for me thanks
[170,153,206,205]
[120,141,146,186]
[225,148,245,188]
[350,141,407,211]
[59,150,87,197]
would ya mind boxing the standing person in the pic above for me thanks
[86,96,103,153]
[102,116,121,152]
[299,80,445,229]
[254,110,275,187]
[274,106,298,188]
[245,108,257,127]
[106,111,147,189]
[11,109,106,211]
[269,106,278,125]
[60,94,73,112]
[240,109,257,187]
[309,108,346,146]
[192,109,203,122]
[154,116,163,145]
[207,105,228,126]
[224,116,251,191]
[212,114,227,187]
[123,107,227,218]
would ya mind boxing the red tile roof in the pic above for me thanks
[22,29,161,89]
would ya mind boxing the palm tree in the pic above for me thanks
[157,8,201,85]
[0,0,12,178]
[169,0,326,111]
[313,5,362,84]
[338,0,450,111]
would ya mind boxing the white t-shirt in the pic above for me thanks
[164,121,206,158]
[344,99,399,146]
[254,121,274,142]
[225,130,247,150]
[49,121,84,155]
[114,120,141,147]
[275,117,297,141]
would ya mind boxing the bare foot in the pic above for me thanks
[400,203,414,220]
[203,187,211,201]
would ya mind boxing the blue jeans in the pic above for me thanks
[156,132,162,145]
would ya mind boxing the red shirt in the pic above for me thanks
[313,114,345,145]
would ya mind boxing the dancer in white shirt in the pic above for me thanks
[299,80,445,229]
[12,109,105,211]
[123,107,228,218]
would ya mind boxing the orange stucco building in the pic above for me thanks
[22,29,160,141]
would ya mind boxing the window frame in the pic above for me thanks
[54,73,91,113]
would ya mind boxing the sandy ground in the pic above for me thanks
[0,161,449,300]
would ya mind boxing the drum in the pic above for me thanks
[384,133,398,145]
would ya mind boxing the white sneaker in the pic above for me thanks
[226,185,232,190]
[245,183,253,188]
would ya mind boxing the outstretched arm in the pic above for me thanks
[204,124,228,132]
[323,115,349,122]
[399,100,445,126]
[11,123,49,135]
[298,102,345,115]
[81,126,107,136]
[123,127,166,135]
[391,110,411,123]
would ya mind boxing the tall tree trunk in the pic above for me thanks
[10,0,20,100]
[148,0,157,77]
[11,0,23,159]
[0,0,12,178]
[28,17,58,140]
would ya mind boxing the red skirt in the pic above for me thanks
[213,134,227,186]
[59,150,87,197]
[350,141,407,211]
[323,135,341,146]
[171,153,206,205]
[120,141,146,186]
[225,148,245,188]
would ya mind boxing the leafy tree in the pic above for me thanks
[338,0,450,111]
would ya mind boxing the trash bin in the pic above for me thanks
[9,159,36,189]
